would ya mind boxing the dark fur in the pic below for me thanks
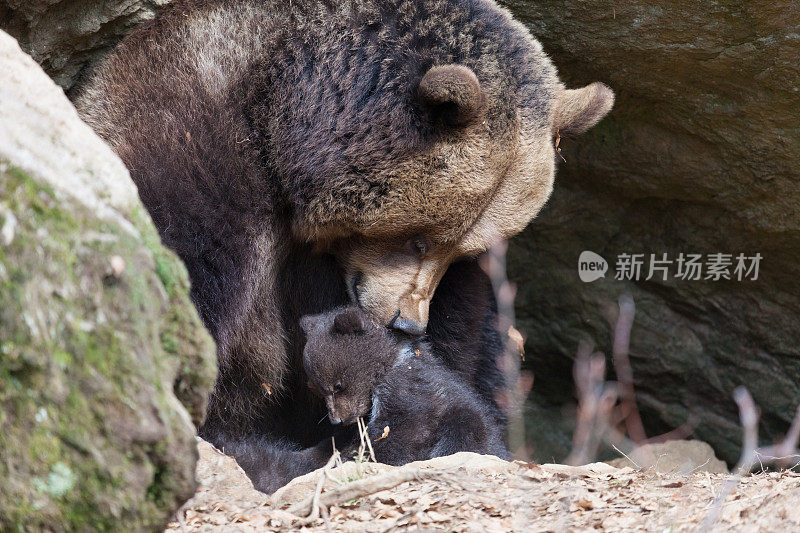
[221,259,505,493]
[301,307,508,465]
[74,0,568,492]
[215,431,354,495]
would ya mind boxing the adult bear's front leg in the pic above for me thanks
[427,258,507,430]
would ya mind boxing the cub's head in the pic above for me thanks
[278,1,614,334]
[300,307,398,426]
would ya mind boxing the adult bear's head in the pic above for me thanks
[268,0,613,334]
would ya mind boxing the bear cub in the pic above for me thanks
[300,306,508,464]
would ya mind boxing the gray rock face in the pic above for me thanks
[501,0,800,463]
[0,0,171,90]
[0,30,215,531]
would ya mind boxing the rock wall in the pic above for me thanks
[0,30,215,531]
[0,0,170,91]
[501,0,800,463]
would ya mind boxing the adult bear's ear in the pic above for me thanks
[553,82,615,137]
[418,64,486,127]
[333,308,367,335]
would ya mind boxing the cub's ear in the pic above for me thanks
[553,82,615,137]
[333,308,367,335]
[418,64,486,127]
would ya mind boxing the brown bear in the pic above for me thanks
[301,306,508,463]
[76,0,613,491]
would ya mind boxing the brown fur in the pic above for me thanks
[300,307,395,425]
[75,0,613,487]
[300,306,509,464]
[553,82,616,137]
[418,64,487,126]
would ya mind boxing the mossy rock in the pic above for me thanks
[0,31,215,531]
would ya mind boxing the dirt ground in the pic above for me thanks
[165,440,800,532]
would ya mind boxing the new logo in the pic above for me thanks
[578,251,608,282]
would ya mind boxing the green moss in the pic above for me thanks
[160,329,178,354]
[6,165,56,202]
[0,161,215,530]
[132,206,188,297]
[28,425,61,465]
[4,165,77,233]
[52,350,72,369]
[154,254,178,294]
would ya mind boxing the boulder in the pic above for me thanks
[608,440,729,474]
[502,0,800,463]
[0,0,170,91]
[0,30,215,531]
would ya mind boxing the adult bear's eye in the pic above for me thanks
[406,236,429,256]
[350,272,363,300]
[333,382,343,394]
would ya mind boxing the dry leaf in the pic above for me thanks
[507,326,525,360]
[374,426,390,442]
[576,498,594,511]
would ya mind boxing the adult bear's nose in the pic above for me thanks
[389,314,426,336]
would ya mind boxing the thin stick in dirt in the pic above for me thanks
[303,448,342,522]
[287,466,441,517]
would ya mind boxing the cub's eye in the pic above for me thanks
[333,382,343,394]
[405,235,429,256]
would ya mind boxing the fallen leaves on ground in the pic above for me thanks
[165,440,800,532]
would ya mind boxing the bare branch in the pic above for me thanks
[566,294,698,466]
[288,467,442,517]
[610,295,647,444]
[302,449,342,521]
[480,238,531,460]
[701,387,800,531]
[566,350,618,466]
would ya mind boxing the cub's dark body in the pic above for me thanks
[300,306,507,471]
[370,354,508,464]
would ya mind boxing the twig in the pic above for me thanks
[611,443,641,469]
[611,295,647,444]
[303,449,342,522]
[480,239,532,460]
[638,419,697,446]
[567,294,701,466]
[700,387,800,531]
[566,348,619,465]
[321,504,333,533]
[757,403,800,466]
[288,466,439,516]
[358,417,377,463]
